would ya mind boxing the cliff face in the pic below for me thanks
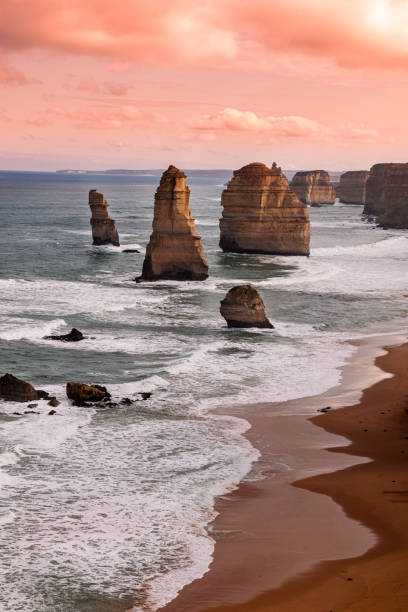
[139,166,209,281]
[89,190,120,246]
[219,162,310,256]
[290,170,336,205]
[378,164,408,229]
[339,171,369,204]
[220,285,273,328]
[364,163,407,218]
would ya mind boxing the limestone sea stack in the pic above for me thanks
[138,165,209,281]
[219,162,310,256]
[363,164,408,229]
[377,164,408,228]
[220,285,273,328]
[339,171,369,204]
[89,189,120,246]
[290,170,336,205]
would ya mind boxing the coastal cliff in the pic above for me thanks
[290,170,336,205]
[138,165,209,281]
[89,189,120,246]
[219,162,310,256]
[339,171,369,204]
[364,163,408,228]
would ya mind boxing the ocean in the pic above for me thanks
[0,170,407,612]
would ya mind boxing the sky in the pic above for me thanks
[1,0,408,171]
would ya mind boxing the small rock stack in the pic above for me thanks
[138,165,209,281]
[89,189,120,246]
[290,170,336,205]
[220,285,273,329]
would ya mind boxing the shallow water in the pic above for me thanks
[0,170,407,611]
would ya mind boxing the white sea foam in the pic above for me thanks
[0,318,66,341]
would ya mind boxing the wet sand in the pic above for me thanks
[160,334,408,612]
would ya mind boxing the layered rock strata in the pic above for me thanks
[339,171,369,204]
[220,285,273,328]
[363,163,408,230]
[219,162,310,255]
[290,170,336,205]
[138,165,209,281]
[89,189,120,246]
[0,373,39,402]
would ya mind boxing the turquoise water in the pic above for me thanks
[0,170,407,611]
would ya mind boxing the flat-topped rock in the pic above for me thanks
[290,170,336,205]
[0,373,39,402]
[89,189,120,246]
[377,164,408,228]
[138,165,209,281]
[339,171,369,204]
[220,285,273,328]
[219,162,310,256]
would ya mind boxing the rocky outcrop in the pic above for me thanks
[220,285,273,328]
[45,328,84,342]
[339,171,369,204]
[377,164,408,228]
[138,165,209,281]
[219,162,310,255]
[0,373,39,402]
[66,382,109,404]
[363,163,408,229]
[290,170,336,205]
[89,189,120,246]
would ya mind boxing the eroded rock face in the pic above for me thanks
[0,373,39,402]
[290,170,336,205]
[378,164,408,228]
[138,165,209,281]
[220,285,273,328]
[219,162,310,256]
[89,189,120,246]
[363,163,408,229]
[339,171,369,204]
[66,382,108,404]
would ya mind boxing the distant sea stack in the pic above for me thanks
[290,170,336,205]
[373,164,408,229]
[138,166,209,281]
[219,162,310,256]
[89,190,120,246]
[220,285,273,329]
[339,171,369,204]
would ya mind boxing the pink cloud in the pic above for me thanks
[107,62,130,73]
[0,61,32,85]
[77,79,129,95]
[191,108,379,141]
[1,1,408,70]
[48,104,168,129]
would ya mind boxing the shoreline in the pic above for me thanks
[158,332,408,612]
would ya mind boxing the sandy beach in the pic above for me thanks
[160,334,408,612]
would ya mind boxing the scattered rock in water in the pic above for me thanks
[220,285,274,329]
[13,412,23,416]
[93,385,111,400]
[24,410,40,414]
[27,403,38,409]
[45,328,84,342]
[48,409,57,415]
[120,397,132,405]
[318,406,332,413]
[48,397,60,407]
[0,373,39,402]
[66,382,109,405]
[140,392,152,400]
[36,390,50,399]
[123,249,140,253]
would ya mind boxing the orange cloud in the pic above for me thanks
[0,61,32,85]
[1,0,408,70]
[77,79,129,95]
[192,108,379,141]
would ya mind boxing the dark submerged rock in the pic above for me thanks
[45,328,84,342]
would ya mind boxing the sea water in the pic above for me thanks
[0,170,407,611]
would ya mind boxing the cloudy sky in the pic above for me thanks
[1,0,408,170]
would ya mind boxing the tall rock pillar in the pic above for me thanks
[138,166,209,281]
[89,189,120,246]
